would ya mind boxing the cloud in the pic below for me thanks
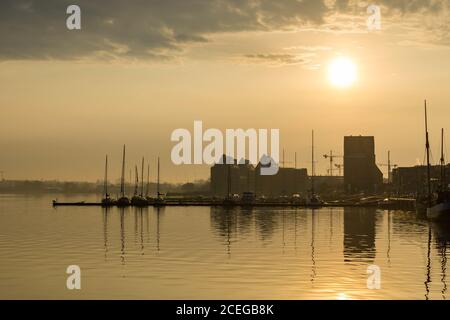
[0,0,449,61]
[0,0,328,61]
[242,53,306,66]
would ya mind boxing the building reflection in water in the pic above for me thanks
[210,207,239,256]
[99,205,449,299]
[343,207,377,263]
[210,206,291,255]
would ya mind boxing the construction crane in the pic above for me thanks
[323,151,342,176]
[334,164,344,176]
[377,151,397,183]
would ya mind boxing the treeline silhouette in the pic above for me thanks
[0,179,210,195]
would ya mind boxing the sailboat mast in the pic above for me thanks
[134,165,139,196]
[425,101,432,205]
[388,150,391,183]
[120,145,126,197]
[311,130,315,195]
[157,157,160,197]
[441,128,445,191]
[295,152,297,169]
[104,155,108,197]
[141,157,144,196]
[146,163,150,197]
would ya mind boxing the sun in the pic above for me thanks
[327,57,357,88]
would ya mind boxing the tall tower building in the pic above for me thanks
[344,136,383,193]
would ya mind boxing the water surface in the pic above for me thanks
[0,194,449,299]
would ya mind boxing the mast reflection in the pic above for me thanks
[102,207,109,260]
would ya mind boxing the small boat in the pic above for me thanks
[101,197,115,206]
[291,193,306,205]
[116,197,130,206]
[222,194,239,206]
[427,195,450,219]
[306,194,324,207]
[241,192,255,205]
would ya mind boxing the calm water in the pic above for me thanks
[0,194,449,300]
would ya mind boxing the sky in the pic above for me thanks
[1,0,450,183]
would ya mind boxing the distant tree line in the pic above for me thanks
[0,179,211,196]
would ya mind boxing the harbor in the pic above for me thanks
[50,101,446,217]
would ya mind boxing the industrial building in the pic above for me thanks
[254,165,308,197]
[210,155,308,198]
[392,164,449,195]
[344,136,383,194]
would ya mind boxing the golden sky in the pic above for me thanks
[1,0,450,182]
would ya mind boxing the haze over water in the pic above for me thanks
[0,194,448,299]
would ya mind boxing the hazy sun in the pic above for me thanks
[328,57,357,88]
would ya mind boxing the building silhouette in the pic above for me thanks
[344,136,383,193]
[392,164,449,195]
[255,165,308,197]
[210,155,308,197]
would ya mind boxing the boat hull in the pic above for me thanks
[427,202,450,220]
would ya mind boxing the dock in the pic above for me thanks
[52,197,417,210]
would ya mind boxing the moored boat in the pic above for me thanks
[422,103,449,220]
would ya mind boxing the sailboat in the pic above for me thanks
[306,130,324,207]
[131,158,148,206]
[420,101,450,219]
[154,157,166,206]
[427,124,450,219]
[117,145,130,206]
[101,155,115,206]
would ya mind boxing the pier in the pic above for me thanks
[52,197,416,210]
